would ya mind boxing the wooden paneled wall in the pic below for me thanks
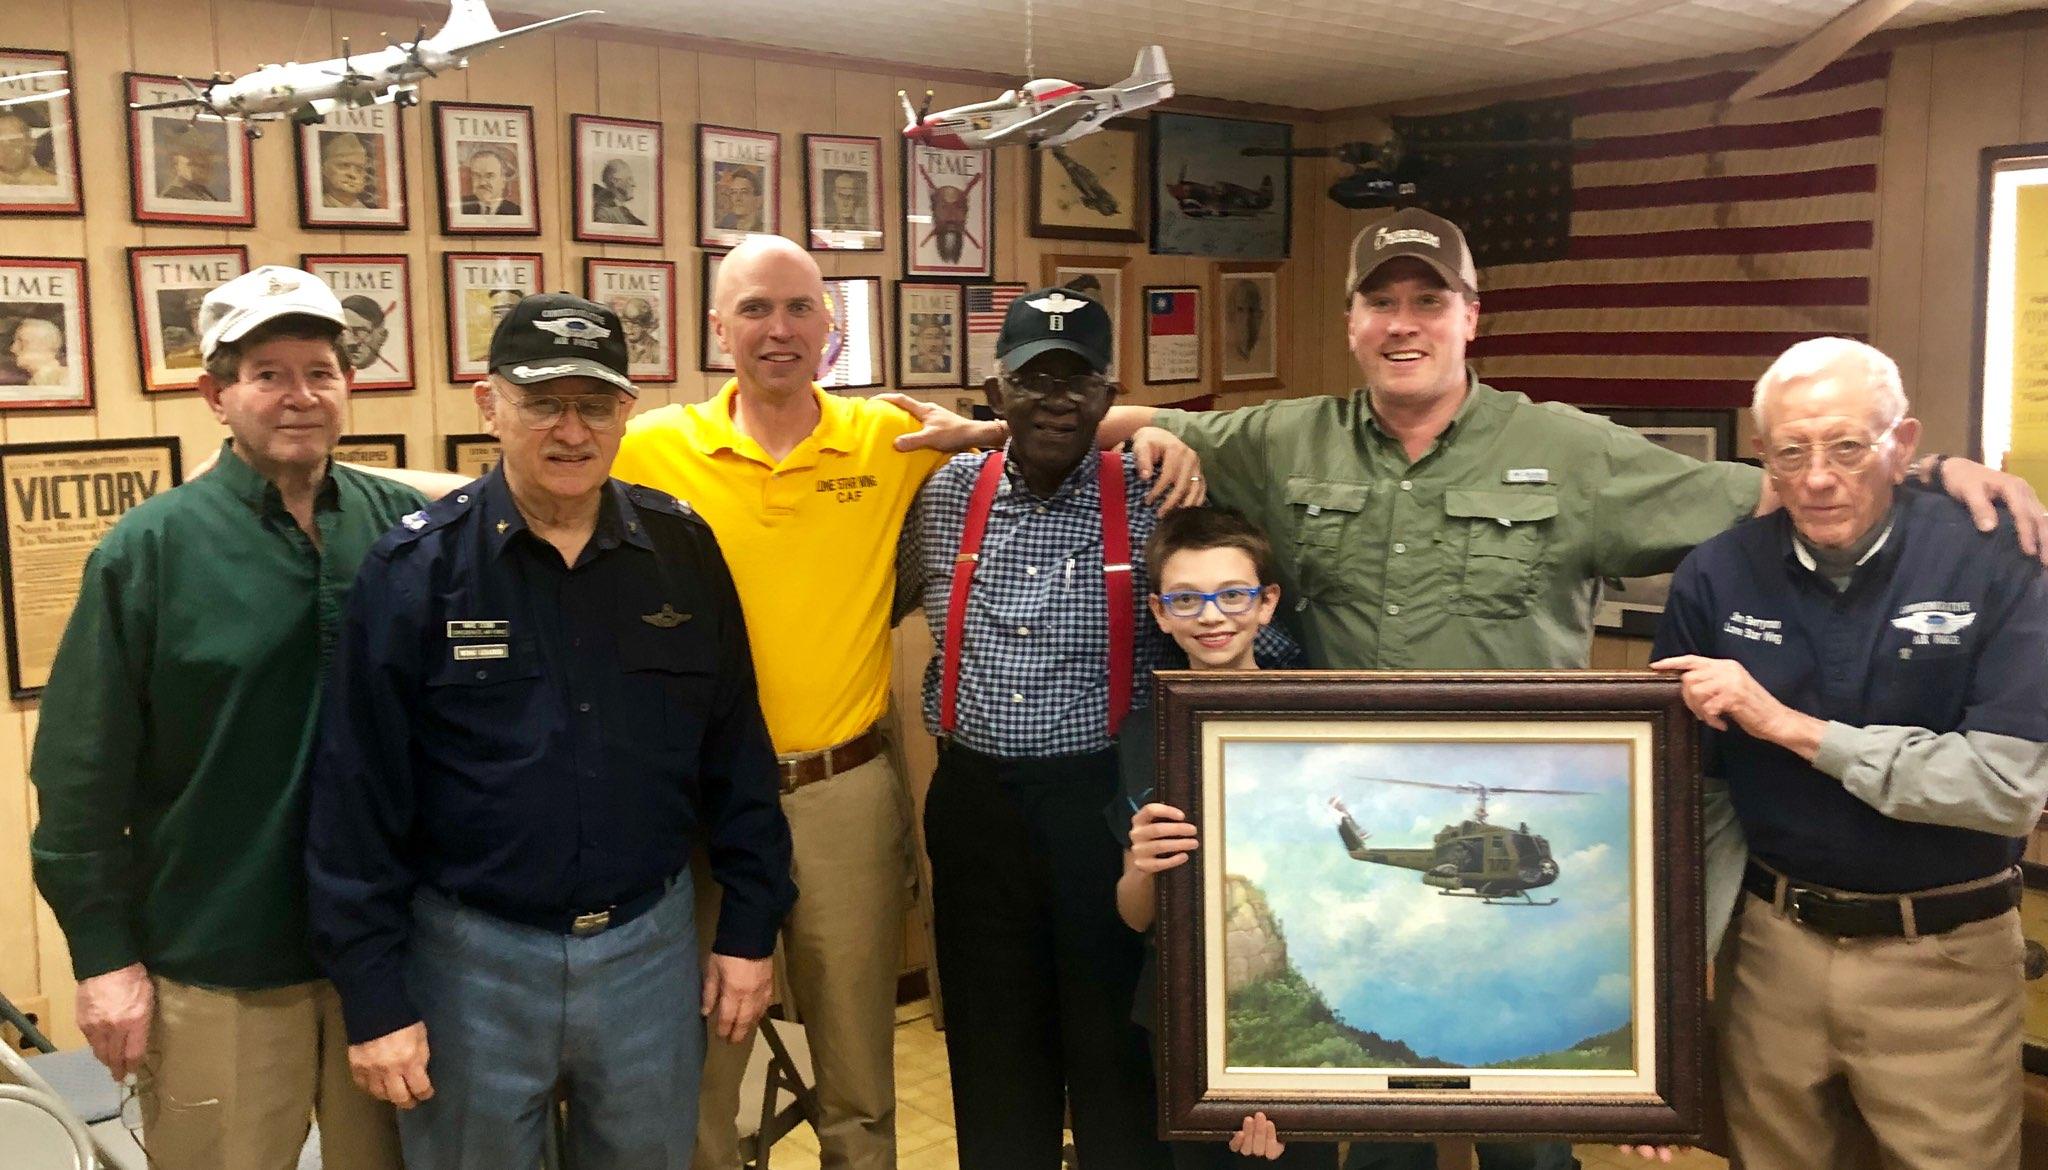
[0,0,1340,1047]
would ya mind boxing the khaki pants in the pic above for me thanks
[138,976,400,1170]
[692,752,914,1170]
[1718,891,2025,1170]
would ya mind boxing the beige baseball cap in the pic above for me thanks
[198,265,347,360]
[1345,207,1479,300]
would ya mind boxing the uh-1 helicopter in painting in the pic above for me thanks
[1329,776,1586,906]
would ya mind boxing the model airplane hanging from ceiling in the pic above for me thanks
[128,0,600,134]
[898,45,1173,151]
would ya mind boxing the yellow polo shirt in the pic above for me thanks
[613,381,946,754]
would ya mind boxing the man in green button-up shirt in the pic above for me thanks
[30,267,419,1170]
[1097,208,2046,1170]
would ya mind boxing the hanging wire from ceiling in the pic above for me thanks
[1024,0,1036,81]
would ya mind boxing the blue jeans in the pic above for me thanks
[397,881,704,1170]
[1342,1142,1579,1170]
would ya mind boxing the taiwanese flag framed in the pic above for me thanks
[1144,284,1202,386]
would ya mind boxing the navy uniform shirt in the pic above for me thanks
[1654,491,2048,893]
[308,466,795,1043]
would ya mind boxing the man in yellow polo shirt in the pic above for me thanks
[614,235,1206,1170]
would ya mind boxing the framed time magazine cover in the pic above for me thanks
[804,133,882,251]
[1150,671,1704,1144]
[443,252,542,382]
[698,124,779,249]
[904,141,992,278]
[0,49,84,216]
[297,104,407,230]
[573,114,662,245]
[0,256,92,409]
[302,253,415,392]
[585,257,676,384]
[126,72,253,226]
[126,245,248,392]
[433,100,539,236]
[895,280,963,390]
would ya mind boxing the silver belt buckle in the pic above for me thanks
[571,908,613,936]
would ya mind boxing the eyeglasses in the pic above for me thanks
[1001,371,1111,401]
[1763,418,1899,477]
[1157,586,1267,618]
[495,386,624,431]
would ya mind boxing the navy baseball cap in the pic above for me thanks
[488,292,636,396]
[995,286,1114,374]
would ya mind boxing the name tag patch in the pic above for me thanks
[1504,468,1550,484]
[448,620,509,638]
[453,643,509,660]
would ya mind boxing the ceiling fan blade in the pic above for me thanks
[1731,0,1918,102]
[1504,0,1693,48]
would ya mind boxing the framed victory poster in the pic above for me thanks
[804,133,883,252]
[573,114,663,245]
[126,73,253,226]
[302,254,416,392]
[895,280,963,390]
[126,245,248,392]
[0,257,92,410]
[904,141,992,278]
[297,104,407,231]
[586,257,677,384]
[433,101,539,236]
[0,49,84,216]
[444,252,542,382]
[0,437,181,696]
[698,124,779,249]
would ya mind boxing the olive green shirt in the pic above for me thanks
[1156,376,1763,670]
[30,443,423,987]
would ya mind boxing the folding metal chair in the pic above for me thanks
[0,993,143,1170]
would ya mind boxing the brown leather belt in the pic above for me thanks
[777,727,884,794]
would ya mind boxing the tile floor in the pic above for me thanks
[758,1000,1728,1170]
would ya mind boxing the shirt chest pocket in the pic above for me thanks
[1442,488,1559,619]
[1284,476,1370,598]
[425,640,545,754]
[616,621,719,746]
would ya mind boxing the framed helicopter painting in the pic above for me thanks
[1148,670,1705,1145]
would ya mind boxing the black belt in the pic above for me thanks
[457,873,678,938]
[1742,861,2020,940]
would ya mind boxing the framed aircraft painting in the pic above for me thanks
[1150,671,1704,1145]
[1149,112,1290,260]
[1030,118,1144,243]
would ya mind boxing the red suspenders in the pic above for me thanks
[939,450,1135,739]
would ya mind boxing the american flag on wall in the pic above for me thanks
[1400,52,1889,409]
[964,282,1026,387]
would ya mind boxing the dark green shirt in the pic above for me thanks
[30,443,423,988]
[1157,377,1763,670]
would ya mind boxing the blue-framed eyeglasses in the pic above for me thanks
[1156,586,1266,618]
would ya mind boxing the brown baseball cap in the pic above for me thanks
[1345,207,1479,300]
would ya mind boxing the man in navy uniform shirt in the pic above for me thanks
[307,293,795,1169]
[1650,337,2048,1170]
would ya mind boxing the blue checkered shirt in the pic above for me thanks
[898,447,1299,758]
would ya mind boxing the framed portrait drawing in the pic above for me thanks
[1030,118,1143,243]
[433,101,539,236]
[1043,254,1131,389]
[2024,862,2048,1075]
[804,133,883,252]
[573,114,662,246]
[1150,112,1290,260]
[0,257,91,410]
[443,252,542,383]
[0,50,83,216]
[697,124,779,249]
[333,433,407,469]
[904,142,992,278]
[126,245,248,393]
[1216,265,1280,391]
[895,281,963,390]
[126,73,253,227]
[443,432,499,478]
[302,254,415,392]
[1143,285,1202,386]
[963,282,1025,388]
[296,105,407,230]
[585,257,677,384]
[698,252,734,374]
[818,275,884,390]
[1151,671,1704,1143]
[1589,409,1740,637]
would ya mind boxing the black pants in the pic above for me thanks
[1341,1142,1579,1169]
[925,742,1173,1170]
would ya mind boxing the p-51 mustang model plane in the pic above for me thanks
[898,45,1172,151]
[128,0,600,134]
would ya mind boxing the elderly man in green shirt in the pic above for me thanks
[29,267,421,1170]
[1097,208,2047,1170]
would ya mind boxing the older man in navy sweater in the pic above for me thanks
[1651,337,2048,1170]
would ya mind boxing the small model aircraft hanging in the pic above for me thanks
[127,0,600,134]
[897,45,1173,151]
